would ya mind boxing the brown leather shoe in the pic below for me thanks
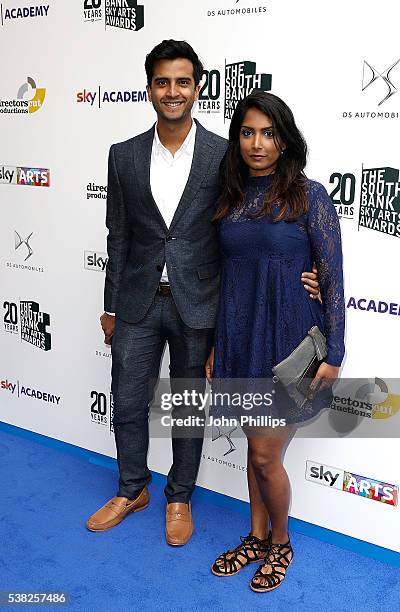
[86,487,149,532]
[165,502,193,546]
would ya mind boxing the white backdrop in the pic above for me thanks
[1,0,399,552]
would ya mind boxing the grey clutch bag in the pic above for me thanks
[271,326,327,409]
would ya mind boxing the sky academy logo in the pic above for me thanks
[84,0,144,31]
[76,86,147,108]
[3,299,51,350]
[198,59,272,120]
[1,375,60,405]
[0,3,49,25]
[0,165,50,187]
[306,460,398,506]
[0,76,46,114]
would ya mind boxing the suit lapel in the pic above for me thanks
[133,125,168,232]
[169,121,215,232]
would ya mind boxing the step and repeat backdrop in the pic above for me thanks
[0,0,399,551]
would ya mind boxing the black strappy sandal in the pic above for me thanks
[250,538,294,592]
[211,532,271,577]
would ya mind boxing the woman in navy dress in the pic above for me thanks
[206,92,345,592]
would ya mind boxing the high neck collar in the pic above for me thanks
[246,173,274,186]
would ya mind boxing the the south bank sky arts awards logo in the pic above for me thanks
[0,2,49,25]
[0,76,46,114]
[83,0,144,31]
[342,58,400,120]
[198,59,272,120]
[328,165,400,238]
[90,389,114,432]
[206,0,268,18]
[3,299,51,351]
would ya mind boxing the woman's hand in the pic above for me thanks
[205,347,214,383]
[309,362,339,397]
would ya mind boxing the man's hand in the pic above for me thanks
[205,347,214,383]
[100,313,115,345]
[301,265,320,300]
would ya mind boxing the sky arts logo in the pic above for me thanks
[0,76,46,114]
[1,376,60,405]
[198,59,271,119]
[76,86,147,108]
[3,299,51,350]
[305,461,398,506]
[0,166,50,186]
[84,0,145,31]
[0,3,49,25]
[84,251,108,272]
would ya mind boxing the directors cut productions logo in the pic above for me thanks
[342,58,400,120]
[3,299,51,351]
[198,59,272,120]
[76,85,147,108]
[0,165,50,187]
[83,0,144,31]
[86,181,107,200]
[0,76,46,114]
[0,3,49,25]
[90,390,114,432]
[306,461,398,506]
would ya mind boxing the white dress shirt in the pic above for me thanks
[150,120,196,282]
[105,121,196,314]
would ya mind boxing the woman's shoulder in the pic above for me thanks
[304,179,335,211]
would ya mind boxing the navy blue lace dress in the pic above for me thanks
[212,174,345,423]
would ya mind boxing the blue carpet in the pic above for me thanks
[0,428,399,612]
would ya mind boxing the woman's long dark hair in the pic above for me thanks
[213,91,308,222]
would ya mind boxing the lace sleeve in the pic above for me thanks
[307,181,345,367]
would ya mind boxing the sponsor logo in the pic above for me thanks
[329,172,356,219]
[347,296,400,317]
[211,423,237,456]
[84,0,145,31]
[76,86,147,108]
[3,300,51,350]
[359,167,400,237]
[206,0,268,18]
[0,3,49,24]
[198,59,272,120]
[0,165,50,187]
[1,376,61,405]
[6,230,44,273]
[14,231,33,261]
[306,461,398,506]
[86,181,107,200]
[84,250,108,272]
[0,76,46,114]
[90,390,113,432]
[331,378,400,420]
[342,59,400,120]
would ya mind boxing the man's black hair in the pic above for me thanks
[145,39,204,86]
